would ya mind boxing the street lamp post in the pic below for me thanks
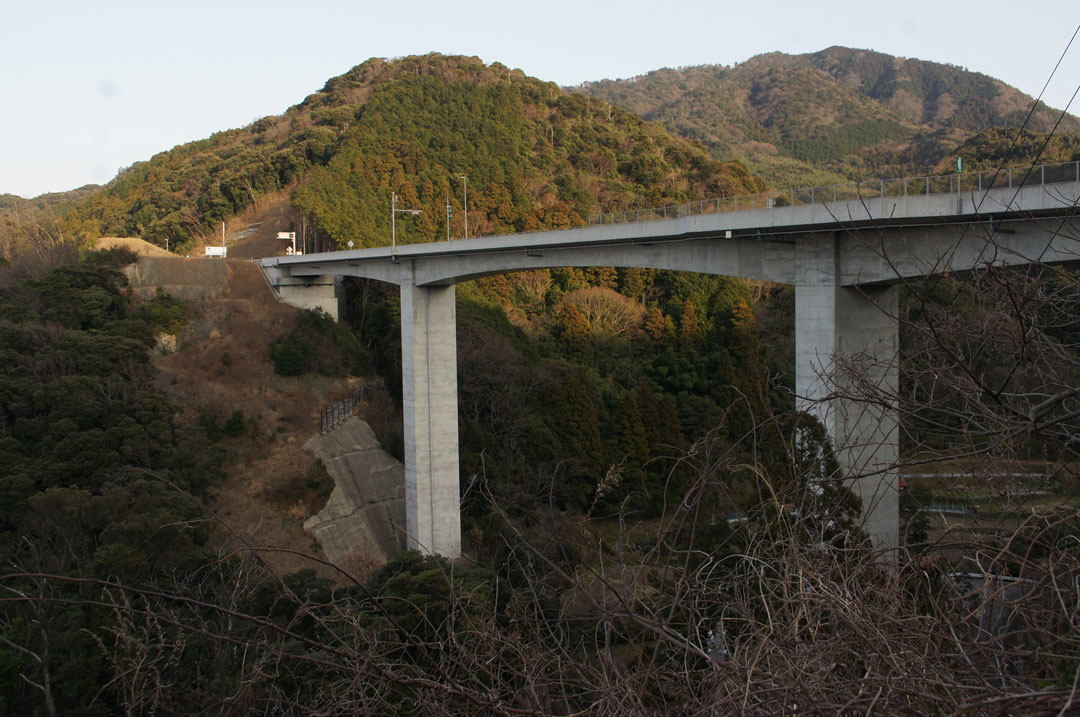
[460,175,468,239]
[391,192,422,252]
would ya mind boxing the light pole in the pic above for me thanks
[391,192,422,252]
[459,175,468,239]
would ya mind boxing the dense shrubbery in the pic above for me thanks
[136,291,189,335]
[346,266,791,520]
[270,308,371,377]
[0,248,221,540]
[0,249,228,713]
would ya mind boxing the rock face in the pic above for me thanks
[303,417,407,565]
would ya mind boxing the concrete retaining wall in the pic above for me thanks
[303,417,407,565]
[124,257,230,300]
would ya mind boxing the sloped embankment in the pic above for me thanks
[119,248,400,578]
[304,418,406,565]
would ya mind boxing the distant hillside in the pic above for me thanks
[572,46,1080,187]
[62,55,765,253]
[0,184,99,213]
[0,185,98,262]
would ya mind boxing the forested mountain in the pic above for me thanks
[573,46,1080,186]
[61,54,763,254]
[0,186,98,268]
[0,186,99,214]
[13,54,793,527]
[2,49,1079,713]
[45,48,1080,251]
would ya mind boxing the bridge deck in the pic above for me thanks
[263,175,1080,288]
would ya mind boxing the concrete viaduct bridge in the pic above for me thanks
[261,163,1080,558]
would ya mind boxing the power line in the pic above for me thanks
[928,23,1080,319]
[976,23,1080,210]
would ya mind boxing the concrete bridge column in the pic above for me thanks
[399,282,462,557]
[795,234,900,552]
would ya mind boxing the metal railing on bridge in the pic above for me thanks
[587,160,1080,227]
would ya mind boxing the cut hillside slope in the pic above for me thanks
[202,190,302,260]
[107,193,305,262]
[124,253,395,579]
[124,254,229,301]
[304,418,406,567]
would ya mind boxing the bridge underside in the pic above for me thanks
[262,190,1079,559]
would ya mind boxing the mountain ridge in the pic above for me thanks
[571,46,1080,186]
[6,47,1077,260]
[58,54,764,254]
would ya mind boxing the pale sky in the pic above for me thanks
[2,0,1078,198]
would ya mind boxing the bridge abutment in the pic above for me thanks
[796,235,899,551]
[400,282,462,557]
[274,275,346,321]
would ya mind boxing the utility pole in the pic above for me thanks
[446,197,452,241]
[392,192,422,253]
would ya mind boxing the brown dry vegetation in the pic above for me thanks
[94,236,175,257]
[192,189,301,260]
[124,242,354,579]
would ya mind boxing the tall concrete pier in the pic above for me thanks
[261,168,1080,557]
[400,283,461,556]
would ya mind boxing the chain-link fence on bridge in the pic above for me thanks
[587,160,1080,227]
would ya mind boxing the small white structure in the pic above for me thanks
[278,231,298,256]
[205,246,227,258]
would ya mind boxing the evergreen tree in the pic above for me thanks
[678,299,703,348]
[644,306,667,342]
